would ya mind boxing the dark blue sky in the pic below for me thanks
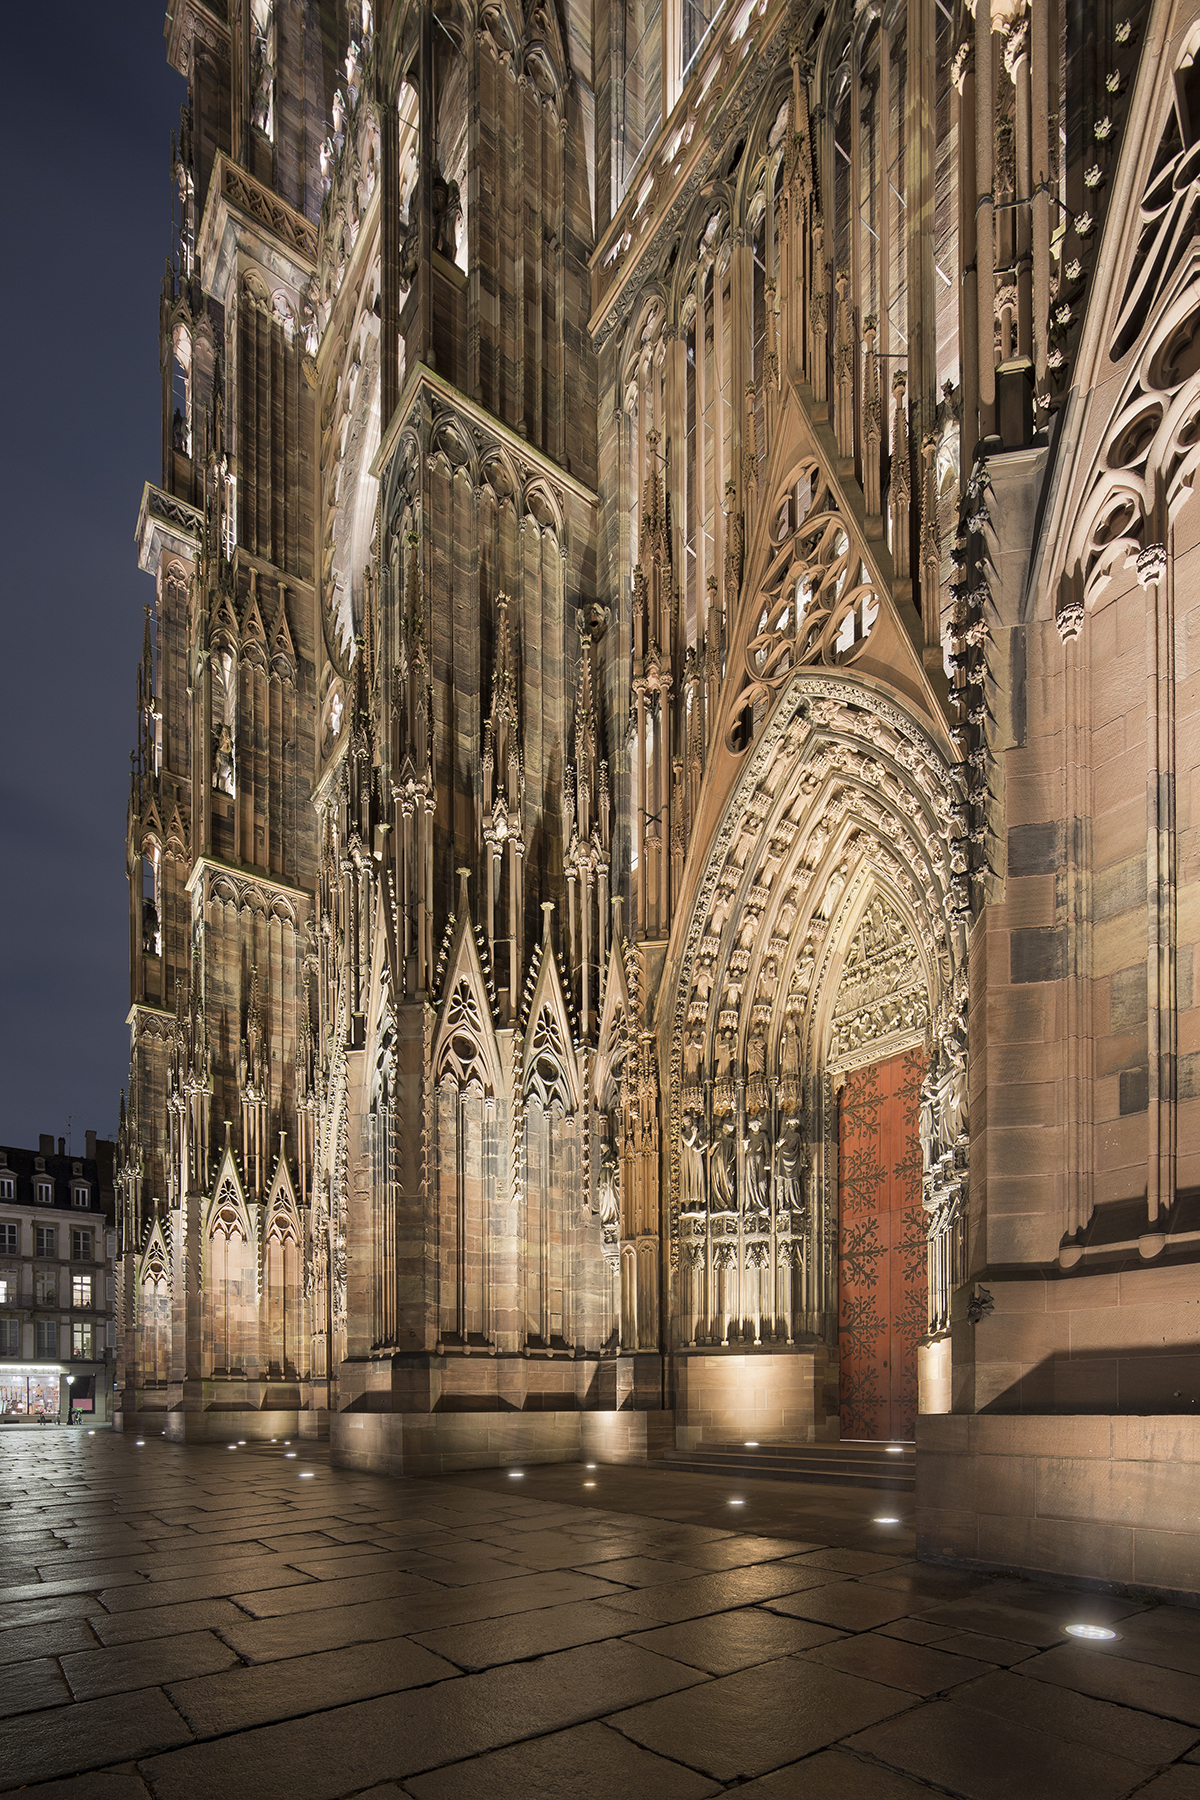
[0,7,185,1150]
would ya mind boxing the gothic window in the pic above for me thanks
[437,980,490,1092]
[525,1006,572,1114]
[141,845,161,956]
[1112,41,1200,362]
[249,0,275,142]
[617,0,663,201]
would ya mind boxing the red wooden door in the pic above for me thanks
[837,1048,926,1441]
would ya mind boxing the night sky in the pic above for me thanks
[0,8,185,1150]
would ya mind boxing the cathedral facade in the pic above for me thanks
[121,0,1200,1589]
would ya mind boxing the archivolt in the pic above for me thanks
[666,670,968,1259]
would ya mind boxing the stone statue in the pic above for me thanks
[597,1146,620,1235]
[431,168,461,259]
[710,1118,737,1214]
[680,1113,708,1215]
[214,724,235,797]
[743,1117,771,1219]
[776,1113,808,1213]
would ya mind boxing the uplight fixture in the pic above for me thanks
[584,1481,596,1488]
[135,1439,144,1446]
[508,1470,524,1478]
[299,1471,315,1478]
[729,1498,745,1506]
[1065,1623,1118,1641]
[744,1440,759,1446]
[285,1452,296,1458]
[875,1516,900,1524]
[586,1463,597,1469]
[886,1445,904,1454]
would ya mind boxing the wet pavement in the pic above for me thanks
[2,1428,1200,1797]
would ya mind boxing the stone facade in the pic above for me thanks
[118,0,1200,1588]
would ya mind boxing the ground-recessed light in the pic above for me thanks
[227,1444,237,1450]
[508,1471,524,1478]
[87,1430,94,1435]
[285,1452,296,1458]
[586,1463,597,1470]
[270,1438,276,1443]
[299,1471,315,1478]
[729,1499,745,1506]
[135,1439,144,1446]
[875,1516,900,1524]
[584,1481,596,1488]
[1065,1623,1118,1641]
[284,1440,291,1445]
[886,1445,904,1454]
[745,1440,759,1446]
[238,1440,245,1445]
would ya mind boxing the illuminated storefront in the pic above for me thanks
[0,1366,64,1420]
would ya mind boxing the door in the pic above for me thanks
[837,1048,927,1440]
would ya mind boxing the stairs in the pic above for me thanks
[659,1439,916,1491]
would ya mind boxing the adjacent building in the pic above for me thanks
[118,0,1200,1594]
[0,1135,117,1423]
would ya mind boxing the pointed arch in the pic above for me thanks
[522,940,581,1116]
[432,915,502,1095]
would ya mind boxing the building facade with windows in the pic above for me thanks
[120,0,1200,1593]
[0,1136,117,1423]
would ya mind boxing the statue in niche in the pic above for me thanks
[710,1118,738,1213]
[683,1025,705,1084]
[776,1114,808,1214]
[597,1145,620,1237]
[921,1011,969,1183]
[141,896,159,955]
[680,1113,708,1216]
[431,170,461,259]
[213,724,235,797]
[742,1117,771,1220]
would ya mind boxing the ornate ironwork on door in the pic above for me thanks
[837,1049,926,1441]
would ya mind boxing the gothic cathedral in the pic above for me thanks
[120,0,1200,1585]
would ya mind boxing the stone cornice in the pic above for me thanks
[197,153,317,310]
[373,363,599,511]
[136,483,203,577]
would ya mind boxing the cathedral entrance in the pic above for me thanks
[837,1050,926,1441]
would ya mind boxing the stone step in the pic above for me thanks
[658,1439,916,1490]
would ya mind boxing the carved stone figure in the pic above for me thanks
[680,1113,708,1215]
[597,1146,620,1235]
[776,1113,808,1213]
[743,1117,771,1219]
[710,1118,738,1213]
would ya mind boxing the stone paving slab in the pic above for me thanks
[2,1432,1200,1797]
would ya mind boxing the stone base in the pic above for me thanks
[918,1413,1200,1602]
[672,1346,838,1448]
[159,1410,302,1443]
[330,1408,676,1477]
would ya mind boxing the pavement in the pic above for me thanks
[2,1430,1200,1798]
